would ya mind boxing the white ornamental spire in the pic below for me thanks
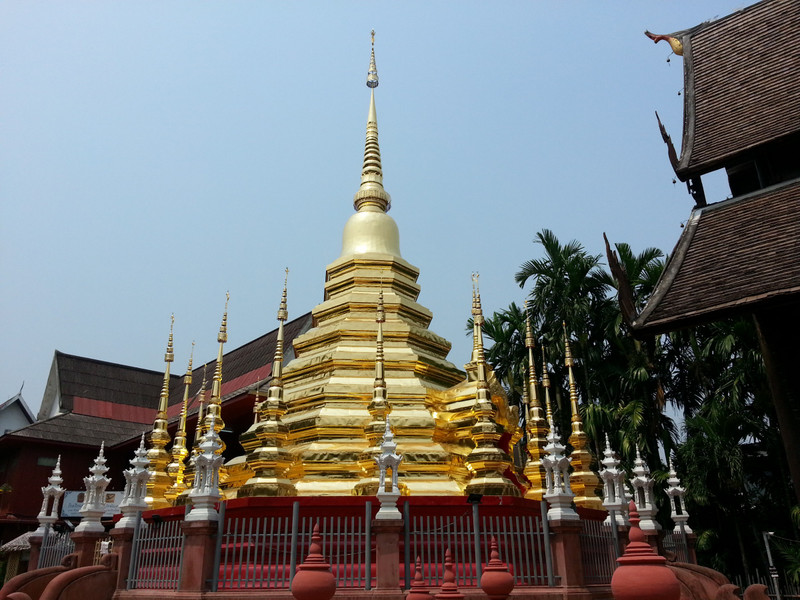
[629,446,660,533]
[666,458,692,535]
[35,456,65,535]
[375,418,403,520]
[599,435,629,527]
[76,443,112,533]
[116,434,152,529]
[186,413,224,522]
[541,426,578,521]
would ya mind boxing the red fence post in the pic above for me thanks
[69,531,104,568]
[27,535,43,571]
[372,518,404,592]
[549,520,585,589]
[109,528,134,590]
[178,520,218,592]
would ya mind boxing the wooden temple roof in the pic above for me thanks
[633,178,800,333]
[672,0,800,178]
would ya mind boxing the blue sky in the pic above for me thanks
[1,2,749,414]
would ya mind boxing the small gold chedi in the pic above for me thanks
[563,324,604,509]
[146,316,175,509]
[237,271,297,497]
[523,308,548,500]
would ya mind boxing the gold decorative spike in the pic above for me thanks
[563,322,581,428]
[252,380,262,426]
[465,274,520,497]
[354,30,391,213]
[367,30,378,89]
[237,274,296,497]
[563,323,604,510]
[355,285,392,495]
[542,347,554,427]
[146,315,175,509]
[523,304,548,500]
[165,342,194,504]
[177,363,208,503]
[205,294,228,455]
[194,364,208,449]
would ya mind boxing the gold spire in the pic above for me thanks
[542,347,554,427]
[471,273,489,394]
[465,274,519,497]
[272,268,289,390]
[146,315,176,508]
[237,275,296,497]
[194,363,208,450]
[205,294,229,453]
[563,322,604,510]
[523,303,548,500]
[355,283,392,495]
[563,322,581,428]
[165,342,194,503]
[252,380,262,425]
[354,30,391,213]
[525,304,542,416]
[157,314,175,417]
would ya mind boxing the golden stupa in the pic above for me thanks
[227,32,518,497]
[144,33,610,505]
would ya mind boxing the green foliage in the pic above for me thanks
[476,228,793,581]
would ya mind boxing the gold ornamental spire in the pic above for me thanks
[157,315,175,416]
[472,273,489,394]
[465,274,519,497]
[355,283,392,495]
[237,275,296,497]
[373,286,387,401]
[562,322,604,510]
[541,347,554,427]
[354,30,391,213]
[165,343,194,504]
[194,364,208,449]
[146,315,176,509]
[179,342,194,434]
[271,269,289,392]
[523,304,548,500]
[563,322,582,429]
[204,294,229,453]
[525,304,543,417]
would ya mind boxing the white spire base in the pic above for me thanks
[541,427,578,521]
[76,444,111,534]
[116,434,152,530]
[187,415,224,523]
[375,419,403,520]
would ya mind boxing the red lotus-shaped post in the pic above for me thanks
[480,537,515,600]
[291,522,336,600]
[611,501,680,600]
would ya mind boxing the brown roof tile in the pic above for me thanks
[6,412,150,448]
[56,352,173,412]
[676,0,800,176]
[634,178,800,332]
